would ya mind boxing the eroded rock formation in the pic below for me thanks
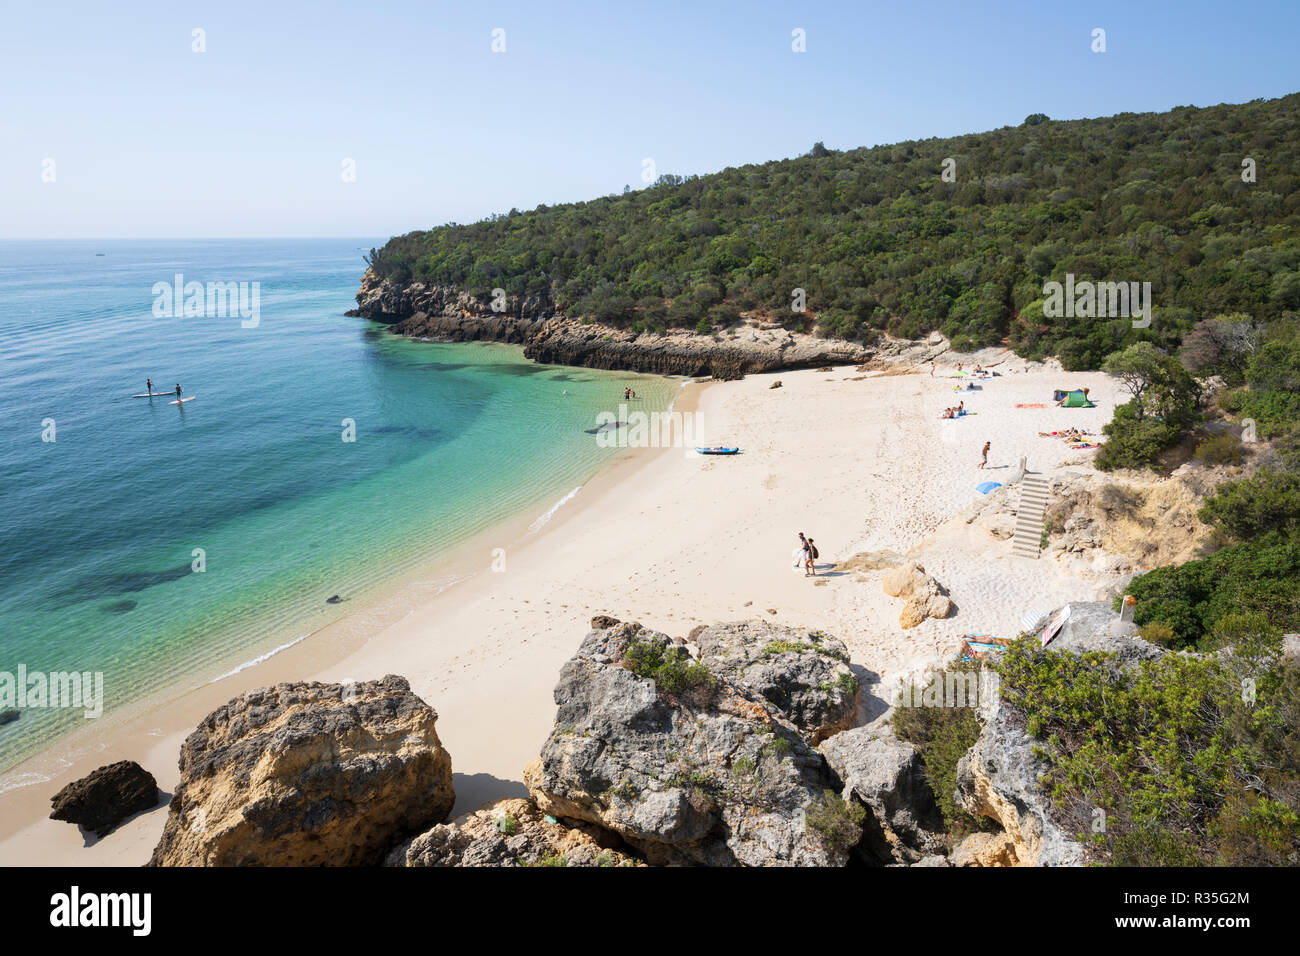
[524,621,856,865]
[349,274,873,380]
[150,675,453,866]
[387,796,640,867]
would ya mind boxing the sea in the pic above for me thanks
[0,238,676,773]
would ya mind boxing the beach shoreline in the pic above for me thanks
[0,361,1130,865]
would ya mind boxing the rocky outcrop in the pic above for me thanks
[1043,601,1166,667]
[349,273,873,380]
[525,621,856,866]
[819,726,943,864]
[950,831,1020,867]
[881,561,952,629]
[150,676,453,866]
[387,797,641,867]
[953,668,1085,866]
[49,760,159,837]
[690,622,860,744]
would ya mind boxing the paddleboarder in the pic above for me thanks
[146,378,153,395]
[174,383,183,400]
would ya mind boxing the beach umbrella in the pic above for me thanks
[976,481,1002,494]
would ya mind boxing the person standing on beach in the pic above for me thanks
[979,441,990,469]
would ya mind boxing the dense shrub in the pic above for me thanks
[994,632,1300,865]
[1199,469,1300,541]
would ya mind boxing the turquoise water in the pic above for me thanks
[0,239,675,772]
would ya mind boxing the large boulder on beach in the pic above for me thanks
[387,796,641,867]
[49,760,160,837]
[525,621,856,866]
[819,726,943,864]
[150,675,453,866]
[882,562,952,629]
[690,621,860,744]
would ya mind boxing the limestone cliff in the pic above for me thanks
[348,271,873,380]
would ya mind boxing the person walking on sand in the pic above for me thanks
[979,441,990,469]
[794,532,809,569]
[804,537,819,577]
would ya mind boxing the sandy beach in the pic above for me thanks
[0,357,1128,866]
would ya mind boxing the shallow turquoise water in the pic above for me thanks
[0,239,674,771]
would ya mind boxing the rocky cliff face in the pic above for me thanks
[349,272,874,380]
[150,676,454,866]
[523,620,857,865]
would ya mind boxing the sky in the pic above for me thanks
[1,0,1297,239]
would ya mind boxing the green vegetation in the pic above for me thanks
[366,95,1300,368]
[995,625,1300,865]
[624,638,715,695]
[806,789,867,855]
[891,664,987,833]
[496,814,519,836]
[1095,342,1201,469]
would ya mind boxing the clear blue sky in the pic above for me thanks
[2,0,1297,239]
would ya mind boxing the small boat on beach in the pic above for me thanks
[695,446,740,455]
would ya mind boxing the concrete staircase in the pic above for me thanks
[1012,475,1050,559]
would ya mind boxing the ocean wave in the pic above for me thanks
[529,486,582,533]
[208,632,311,684]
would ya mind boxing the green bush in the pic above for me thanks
[993,632,1300,865]
[892,665,985,833]
[806,789,867,854]
[1199,469,1300,541]
[1193,434,1244,465]
[624,638,716,695]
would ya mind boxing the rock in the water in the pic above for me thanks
[150,675,453,866]
[819,725,943,864]
[49,760,159,837]
[0,709,19,727]
[691,621,859,744]
[388,797,641,867]
[954,669,1084,866]
[525,622,855,866]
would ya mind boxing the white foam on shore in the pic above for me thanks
[529,485,582,533]
[0,770,51,796]
[208,632,311,684]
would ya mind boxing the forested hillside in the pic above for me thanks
[367,93,1300,371]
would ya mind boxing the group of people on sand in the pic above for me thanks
[1039,427,1092,442]
[792,531,820,577]
[940,400,974,419]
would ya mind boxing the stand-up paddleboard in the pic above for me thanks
[133,392,172,397]
[169,397,195,405]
